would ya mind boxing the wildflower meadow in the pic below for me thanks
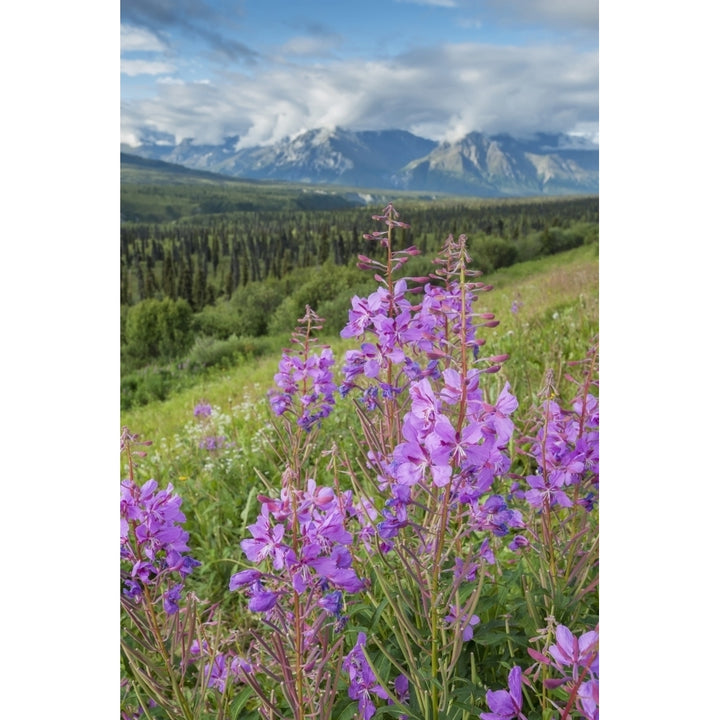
[121,204,599,720]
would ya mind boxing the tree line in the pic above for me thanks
[120,197,598,312]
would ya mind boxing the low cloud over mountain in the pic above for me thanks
[122,127,598,197]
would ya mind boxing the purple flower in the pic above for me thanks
[247,581,279,613]
[123,579,142,600]
[228,569,263,591]
[241,505,288,570]
[268,342,337,430]
[193,401,212,418]
[230,655,253,677]
[578,678,599,720]
[508,535,529,552]
[205,653,228,692]
[309,545,365,593]
[444,604,480,642]
[318,589,344,616]
[471,495,524,537]
[548,625,599,681]
[394,674,409,704]
[341,291,384,339]
[480,666,528,720]
[484,383,518,446]
[120,478,199,600]
[525,471,574,510]
[199,435,226,451]
[579,492,596,512]
[162,584,183,615]
[343,633,389,720]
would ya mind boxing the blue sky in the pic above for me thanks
[121,0,598,148]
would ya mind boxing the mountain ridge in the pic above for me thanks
[121,127,598,197]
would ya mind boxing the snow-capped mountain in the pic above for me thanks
[121,127,598,197]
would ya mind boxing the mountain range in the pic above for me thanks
[121,127,598,197]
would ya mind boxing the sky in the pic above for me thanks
[120,0,599,148]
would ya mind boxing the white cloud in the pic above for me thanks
[122,59,176,77]
[483,0,598,33]
[121,24,167,53]
[121,41,597,146]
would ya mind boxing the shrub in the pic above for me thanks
[230,279,285,337]
[193,302,247,340]
[472,234,519,273]
[123,297,195,365]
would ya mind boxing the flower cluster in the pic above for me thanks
[339,232,522,558]
[120,478,200,613]
[189,643,252,694]
[230,477,366,614]
[268,306,338,430]
[331,206,536,718]
[198,435,226,451]
[523,372,599,512]
[193,401,213,418]
[343,633,391,720]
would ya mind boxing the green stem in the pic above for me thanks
[141,585,195,720]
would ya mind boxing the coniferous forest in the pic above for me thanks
[121,178,598,410]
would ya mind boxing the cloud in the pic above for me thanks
[121,25,168,52]
[121,0,259,64]
[122,59,177,77]
[481,0,598,34]
[122,40,597,147]
[278,34,343,58]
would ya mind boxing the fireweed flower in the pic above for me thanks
[193,401,213,418]
[228,568,263,590]
[162,583,183,614]
[202,652,248,693]
[578,678,599,720]
[240,504,289,570]
[343,633,389,720]
[247,582,279,612]
[480,665,529,720]
[120,480,200,584]
[394,674,409,704]
[524,471,574,509]
[318,589,344,617]
[548,624,599,682]
[508,534,529,552]
[522,382,599,513]
[470,495,524,537]
[268,310,338,430]
[444,604,480,642]
[341,287,390,339]
[120,478,199,614]
[232,478,366,611]
[199,435,226,451]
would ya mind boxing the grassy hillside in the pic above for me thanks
[121,243,598,442]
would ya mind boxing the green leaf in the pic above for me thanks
[229,686,259,720]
